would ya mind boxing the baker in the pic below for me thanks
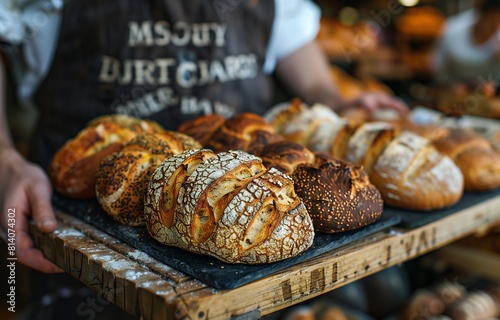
[0,0,407,276]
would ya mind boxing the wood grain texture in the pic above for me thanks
[30,195,500,320]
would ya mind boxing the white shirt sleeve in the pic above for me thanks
[263,0,321,74]
[0,0,63,108]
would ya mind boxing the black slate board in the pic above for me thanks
[52,194,401,289]
[383,188,500,229]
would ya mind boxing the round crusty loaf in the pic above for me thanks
[205,113,284,153]
[292,154,383,233]
[95,132,202,226]
[145,149,314,264]
[49,114,165,198]
[253,142,383,233]
[370,131,464,210]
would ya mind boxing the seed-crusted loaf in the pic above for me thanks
[95,132,202,226]
[254,142,383,233]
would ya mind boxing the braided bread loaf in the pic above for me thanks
[265,102,464,210]
[144,149,314,264]
[49,114,165,198]
[96,132,202,226]
[254,141,383,233]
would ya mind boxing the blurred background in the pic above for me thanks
[313,0,500,119]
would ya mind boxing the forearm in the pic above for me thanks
[276,41,408,115]
[275,41,346,111]
[0,58,15,151]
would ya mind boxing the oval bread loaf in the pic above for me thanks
[253,141,383,233]
[370,131,464,210]
[429,127,500,191]
[205,113,284,153]
[177,113,226,146]
[49,114,165,198]
[145,149,315,264]
[95,132,202,226]
[292,154,383,233]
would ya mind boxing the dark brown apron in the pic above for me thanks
[32,0,275,169]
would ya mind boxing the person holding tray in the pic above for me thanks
[0,0,407,289]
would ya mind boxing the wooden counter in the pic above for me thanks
[30,194,500,320]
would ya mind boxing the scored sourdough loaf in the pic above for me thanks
[144,149,314,264]
[370,130,463,210]
[49,114,165,198]
[96,132,201,226]
[253,141,383,233]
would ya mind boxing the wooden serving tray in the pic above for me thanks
[29,191,500,319]
[51,194,401,289]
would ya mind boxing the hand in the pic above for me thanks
[346,92,410,116]
[0,148,62,273]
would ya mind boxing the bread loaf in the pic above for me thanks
[370,131,463,210]
[253,141,383,233]
[292,154,383,233]
[345,122,400,174]
[426,127,500,191]
[267,102,353,158]
[252,140,316,175]
[145,149,314,264]
[49,114,164,198]
[96,132,202,226]
[204,113,283,153]
[177,114,225,146]
[445,290,500,320]
[265,101,464,210]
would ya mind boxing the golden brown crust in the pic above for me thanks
[264,98,307,133]
[403,122,450,142]
[345,122,400,174]
[145,150,315,264]
[431,128,500,191]
[95,132,202,226]
[370,132,464,210]
[49,114,164,198]
[292,154,383,233]
[177,114,226,146]
[432,127,490,159]
[251,141,316,175]
[206,113,283,153]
